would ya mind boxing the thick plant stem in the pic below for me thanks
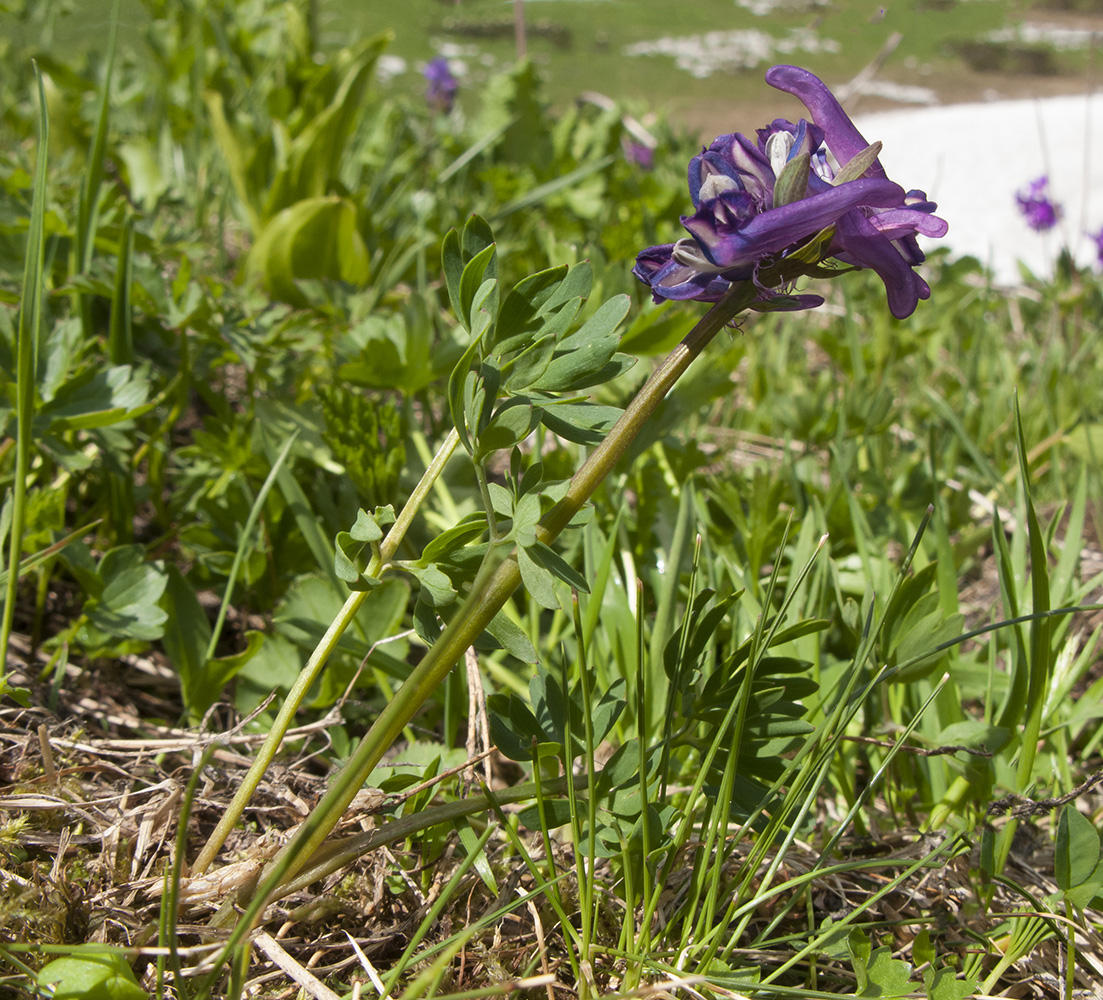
[244,283,758,900]
[192,427,461,874]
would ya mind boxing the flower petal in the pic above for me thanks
[682,176,903,271]
[831,210,927,319]
[866,208,949,241]
[632,244,735,302]
[765,65,887,181]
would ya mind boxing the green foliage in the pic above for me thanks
[3,2,1103,995]
[320,387,405,509]
[36,950,146,1000]
[1054,804,1103,909]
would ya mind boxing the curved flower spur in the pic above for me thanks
[634,65,948,319]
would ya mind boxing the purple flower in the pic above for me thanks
[1016,176,1061,232]
[424,57,458,113]
[624,140,654,171]
[633,65,948,319]
[1089,226,1103,269]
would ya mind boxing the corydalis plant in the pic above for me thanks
[634,65,948,319]
[191,68,950,972]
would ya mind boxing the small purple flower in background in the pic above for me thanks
[424,57,458,113]
[1088,227,1103,268]
[633,65,948,319]
[1016,176,1062,232]
[624,140,654,171]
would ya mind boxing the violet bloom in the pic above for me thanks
[625,140,654,171]
[1016,176,1061,232]
[633,65,948,319]
[1089,226,1103,269]
[424,57,458,113]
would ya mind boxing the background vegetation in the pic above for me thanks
[2,0,1103,998]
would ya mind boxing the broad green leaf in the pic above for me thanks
[517,798,574,831]
[38,365,152,431]
[83,546,168,643]
[458,244,498,331]
[542,259,593,312]
[518,545,559,609]
[1014,395,1053,792]
[406,563,456,607]
[260,36,386,218]
[532,294,633,392]
[502,334,556,392]
[891,610,964,681]
[487,691,545,761]
[539,402,621,446]
[244,196,369,306]
[334,530,381,590]
[590,679,627,745]
[510,493,542,546]
[484,609,537,662]
[419,512,488,565]
[350,507,386,544]
[160,564,211,704]
[476,399,538,457]
[37,952,146,1000]
[462,214,496,262]
[469,276,499,343]
[117,139,167,211]
[849,937,913,998]
[1056,804,1100,890]
[413,598,442,647]
[495,264,568,348]
[924,966,976,1000]
[205,90,268,232]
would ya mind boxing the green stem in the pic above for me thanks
[191,427,461,874]
[242,283,757,899]
[474,462,500,540]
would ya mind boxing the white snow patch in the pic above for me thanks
[734,0,830,17]
[624,28,840,79]
[985,22,1103,51]
[376,55,407,83]
[855,91,1103,283]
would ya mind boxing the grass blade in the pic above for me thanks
[0,66,49,700]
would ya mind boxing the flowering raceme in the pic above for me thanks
[633,65,948,319]
[424,56,458,113]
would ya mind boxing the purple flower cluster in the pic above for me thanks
[633,66,948,320]
[424,57,458,114]
[1015,176,1062,232]
[1015,176,1103,270]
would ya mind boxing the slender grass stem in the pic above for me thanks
[192,427,461,873]
[1,68,48,695]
